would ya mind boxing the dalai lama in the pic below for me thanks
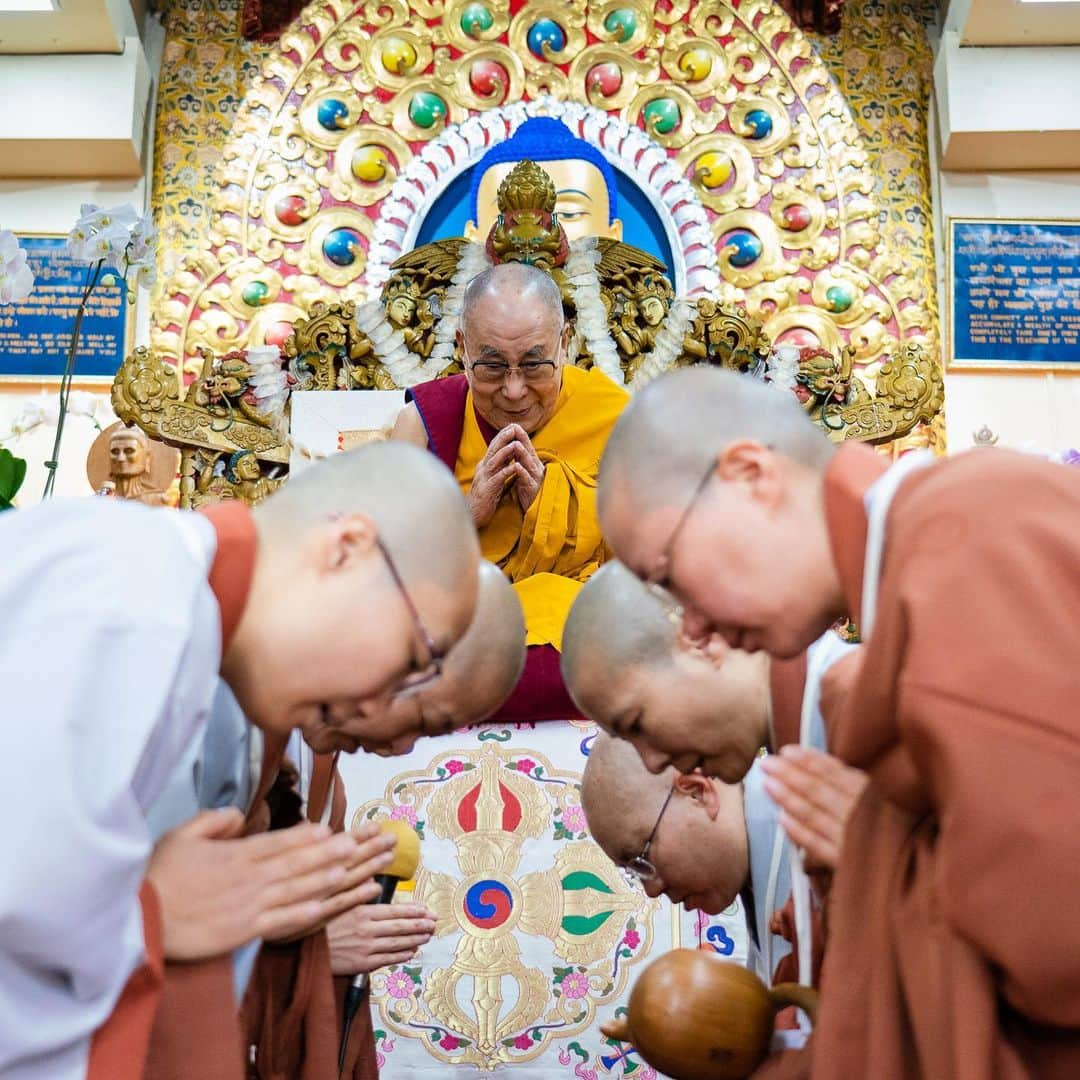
[392,261,628,719]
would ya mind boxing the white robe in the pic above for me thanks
[0,498,223,1079]
[146,680,265,1003]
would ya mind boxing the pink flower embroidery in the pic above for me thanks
[561,971,590,999]
[622,929,641,950]
[445,760,465,775]
[516,759,537,774]
[385,970,414,1000]
[513,1034,534,1050]
[439,1035,461,1050]
[561,805,587,833]
[390,805,417,826]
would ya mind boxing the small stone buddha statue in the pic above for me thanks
[92,425,172,506]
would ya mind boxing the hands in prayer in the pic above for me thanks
[760,745,869,872]
[468,424,545,527]
[146,811,396,959]
[327,901,438,975]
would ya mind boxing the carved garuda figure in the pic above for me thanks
[113,160,942,508]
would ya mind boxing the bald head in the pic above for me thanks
[582,731,674,860]
[598,367,833,524]
[256,441,478,596]
[440,560,526,721]
[461,262,564,341]
[562,561,676,718]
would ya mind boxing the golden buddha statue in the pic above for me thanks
[464,116,623,244]
[110,121,944,508]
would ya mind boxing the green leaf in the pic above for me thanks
[0,449,27,506]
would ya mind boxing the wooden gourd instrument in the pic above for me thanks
[600,949,819,1080]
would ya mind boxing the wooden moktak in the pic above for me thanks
[601,950,818,1080]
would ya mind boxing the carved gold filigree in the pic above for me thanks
[435,45,526,110]
[659,24,737,102]
[680,299,772,372]
[322,128,413,208]
[566,46,659,111]
[112,345,289,511]
[437,0,511,50]
[586,1,659,51]
[626,84,727,150]
[179,446,286,508]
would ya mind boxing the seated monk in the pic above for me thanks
[393,263,629,719]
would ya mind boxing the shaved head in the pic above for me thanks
[582,732,674,861]
[598,366,833,524]
[461,262,564,341]
[256,441,477,598]
[583,732,750,915]
[313,561,525,756]
[225,441,481,745]
[443,560,526,722]
[561,561,676,718]
[596,366,845,660]
[563,561,771,783]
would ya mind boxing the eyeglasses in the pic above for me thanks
[466,359,559,385]
[645,460,716,597]
[623,781,677,883]
[373,535,448,699]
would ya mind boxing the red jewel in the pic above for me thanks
[276,195,307,227]
[469,59,508,100]
[781,204,811,231]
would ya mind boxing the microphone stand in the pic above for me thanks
[338,875,397,1073]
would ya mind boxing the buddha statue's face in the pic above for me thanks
[234,453,261,482]
[467,159,623,244]
[640,296,665,326]
[387,294,416,328]
[110,433,149,478]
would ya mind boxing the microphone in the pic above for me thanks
[339,818,421,1072]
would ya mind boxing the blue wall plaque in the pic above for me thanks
[949,218,1080,371]
[0,234,131,381]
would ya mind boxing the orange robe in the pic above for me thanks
[811,444,1080,1079]
[408,366,628,718]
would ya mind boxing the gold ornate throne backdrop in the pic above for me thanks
[148,1,942,1075]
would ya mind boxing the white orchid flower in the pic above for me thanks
[0,229,34,305]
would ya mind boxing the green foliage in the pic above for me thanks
[0,449,27,510]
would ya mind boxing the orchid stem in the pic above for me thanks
[42,260,103,499]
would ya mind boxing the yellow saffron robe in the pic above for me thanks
[454,365,629,649]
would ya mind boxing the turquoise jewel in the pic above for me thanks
[826,284,855,312]
[725,230,762,267]
[527,18,566,58]
[316,98,348,131]
[460,3,493,37]
[408,91,447,129]
[643,98,681,135]
[604,7,637,42]
[322,227,363,267]
[241,280,270,307]
[744,108,773,140]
